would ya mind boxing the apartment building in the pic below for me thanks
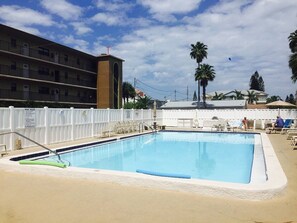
[0,24,123,108]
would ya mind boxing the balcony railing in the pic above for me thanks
[0,64,96,88]
[0,40,97,73]
[0,89,96,104]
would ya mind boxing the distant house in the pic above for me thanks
[160,100,247,110]
[206,90,268,104]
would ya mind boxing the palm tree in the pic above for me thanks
[289,53,297,83]
[233,90,244,100]
[212,92,225,100]
[122,82,136,104]
[195,64,215,108]
[190,42,208,107]
[246,90,258,104]
[288,30,297,53]
[288,30,297,82]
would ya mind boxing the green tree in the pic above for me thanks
[190,42,208,107]
[195,64,216,108]
[233,90,244,100]
[288,30,297,82]
[285,94,295,104]
[266,95,282,103]
[122,82,136,104]
[247,90,258,104]
[193,91,197,101]
[135,95,151,109]
[212,92,225,100]
[249,71,265,91]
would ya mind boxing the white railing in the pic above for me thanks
[0,107,296,151]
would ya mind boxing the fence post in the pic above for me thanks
[44,107,49,145]
[107,108,110,123]
[70,107,74,140]
[141,109,144,123]
[91,108,94,137]
[131,108,134,121]
[121,108,124,122]
[9,106,15,151]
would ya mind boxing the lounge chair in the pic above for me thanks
[227,120,242,132]
[266,119,293,134]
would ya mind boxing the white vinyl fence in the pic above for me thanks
[0,107,296,151]
[162,109,297,128]
[0,107,161,151]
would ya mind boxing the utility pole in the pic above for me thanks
[187,86,188,101]
[133,77,136,106]
[174,90,176,101]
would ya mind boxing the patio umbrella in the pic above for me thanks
[266,101,296,108]
[266,101,296,116]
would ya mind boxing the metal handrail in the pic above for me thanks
[138,122,156,133]
[0,131,62,162]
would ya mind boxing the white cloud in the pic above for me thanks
[111,0,297,100]
[0,5,54,27]
[91,12,124,26]
[70,22,92,35]
[138,0,201,22]
[40,0,82,20]
[138,0,201,14]
[95,0,132,12]
[61,35,90,53]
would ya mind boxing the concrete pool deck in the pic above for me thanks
[0,132,297,222]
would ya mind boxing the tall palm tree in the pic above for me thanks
[195,64,215,108]
[246,90,258,104]
[190,42,208,107]
[288,30,297,82]
[288,30,297,53]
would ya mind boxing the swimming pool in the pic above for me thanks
[48,131,255,184]
[5,131,287,200]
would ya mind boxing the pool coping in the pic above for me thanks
[0,132,287,200]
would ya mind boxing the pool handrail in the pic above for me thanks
[139,122,156,133]
[0,131,63,163]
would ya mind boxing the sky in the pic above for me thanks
[0,0,296,101]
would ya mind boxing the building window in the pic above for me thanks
[77,58,80,65]
[38,87,50,94]
[11,38,16,48]
[64,54,68,62]
[77,74,80,81]
[64,72,68,79]
[11,83,17,91]
[11,61,16,70]
[38,67,49,75]
[65,89,68,96]
[77,91,80,97]
[38,47,49,56]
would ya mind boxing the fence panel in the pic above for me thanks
[1,107,296,151]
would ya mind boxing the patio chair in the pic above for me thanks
[280,119,294,134]
[290,135,297,150]
[227,120,242,132]
[266,119,293,134]
[286,129,297,140]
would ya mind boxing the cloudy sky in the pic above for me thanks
[0,0,296,101]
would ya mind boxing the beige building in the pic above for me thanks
[0,24,123,108]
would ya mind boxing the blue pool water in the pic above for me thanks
[49,131,255,183]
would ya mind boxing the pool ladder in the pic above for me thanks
[0,131,66,164]
[138,122,156,133]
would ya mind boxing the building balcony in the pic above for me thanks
[0,89,96,104]
[0,64,96,88]
[0,40,96,73]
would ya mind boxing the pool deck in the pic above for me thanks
[1,130,297,222]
